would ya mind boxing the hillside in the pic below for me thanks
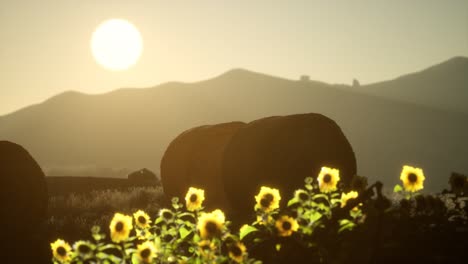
[1,59,467,191]
[352,56,468,114]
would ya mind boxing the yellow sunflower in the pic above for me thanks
[228,242,247,263]
[317,167,340,193]
[400,165,425,192]
[159,208,175,222]
[254,186,281,212]
[197,209,225,239]
[275,215,299,237]
[109,213,133,243]
[133,210,151,229]
[50,239,71,263]
[198,239,216,258]
[341,191,358,208]
[294,189,310,202]
[185,187,205,211]
[73,240,94,258]
[136,241,158,263]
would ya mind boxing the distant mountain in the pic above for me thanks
[1,58,467,191]
[351,56,468,114]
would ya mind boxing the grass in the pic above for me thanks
[47,186,166,242]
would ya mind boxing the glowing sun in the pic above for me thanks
[91,19,143,71]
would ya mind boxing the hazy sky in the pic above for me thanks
[1,0,467,115]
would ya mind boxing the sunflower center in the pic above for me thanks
[78,244,91,254]
[408,173,418,183]
[298,192,309,201]
[205,221,219,235]
[230,245,242,257]
[140,248,151,259]
[323,174,332,183]
[260,193,274,208]
[115,222,124,232]
[138,216,146,224]
[282,221,292,231]
[162,211,173,219]
[190,194,198,202]
[57,246,67,256]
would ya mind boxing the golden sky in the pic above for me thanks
[1,0,467,115]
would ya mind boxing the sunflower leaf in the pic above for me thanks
[97,244,121,251]
[177,212,196,219]
[154,217,164,225]
[179,226,192,239]
[239,225,258,240]
[393,184,403,193]
[125,248,136,255]
[307,211,322,223]
[312,194,329,201]
[287,198,300,207]
[131,254,139,264]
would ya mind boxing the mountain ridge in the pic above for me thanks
[1,57,467,191]
[2,56,467,118]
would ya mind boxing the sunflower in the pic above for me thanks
[136,241,157,263]
[294,189,310,202]
[228,242,247,263]
[317,167,340,193]
[185,187,205,211]
[73,240,94,258]
[255,186,281,212]
[197,209,225,239]
[159,208,175,222]
[341,191,358,208]
[133,210,151,229]
[50,239,71,263]
[109,213,133,243]
[400,165,425,192]
[275,215,299,237]
[197,239,216,258]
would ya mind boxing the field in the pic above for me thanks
[46,177,165,243]
[45,174,468,264]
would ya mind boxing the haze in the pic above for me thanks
[1,0,467,115]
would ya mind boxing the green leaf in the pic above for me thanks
[239,225,258,240]
[125,248,136,255]
[331,198,341,205]
[287,197,300,207]
[338,223,355,233]
[179,226,192,239]
[177,212,196,219]
[97,244,121,251]
[307,211,323,223]
[312,193,329,201]
[131,253,139,264]
[154,217,164,225]
[393,184,403,193]
[338,219,356,233]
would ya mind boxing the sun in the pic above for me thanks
[91,19,143,71]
